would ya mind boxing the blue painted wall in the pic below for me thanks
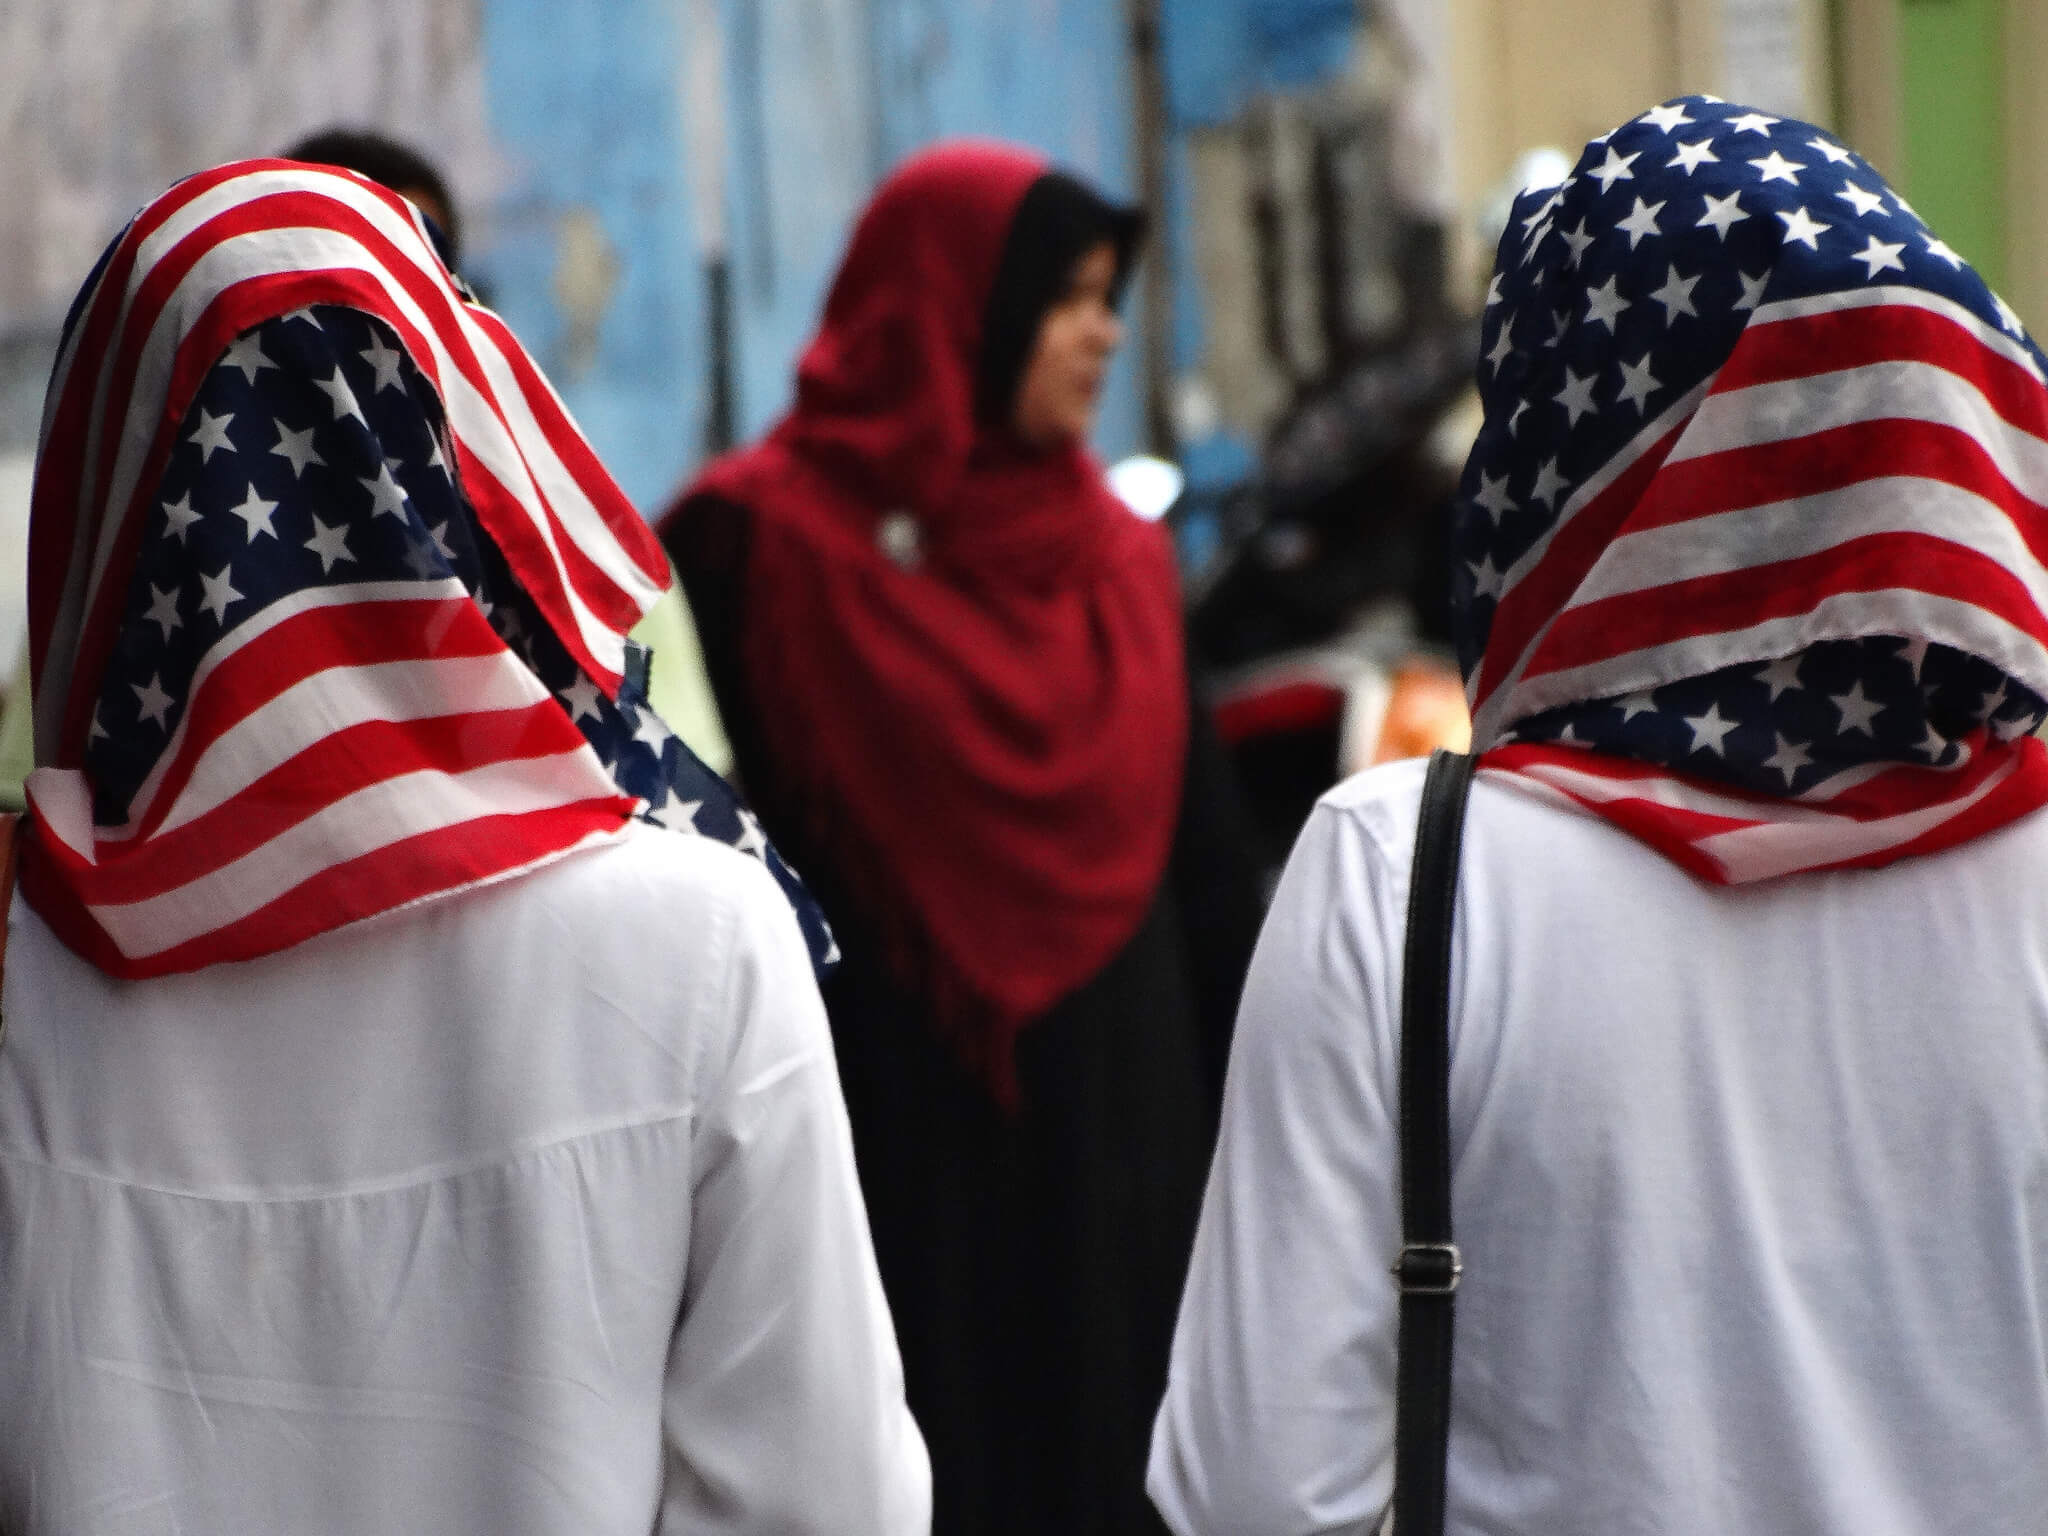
[475,0,1143,518]
[479,0,706,512]
[1164,0,1358,128]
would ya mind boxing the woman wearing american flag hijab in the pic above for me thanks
[0,161,927,1534]
[1150,100,2048,1533]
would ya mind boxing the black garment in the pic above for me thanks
[666,496,1262,1535]
[828,895,1204,1536]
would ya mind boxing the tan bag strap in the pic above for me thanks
[0,812,22,1047]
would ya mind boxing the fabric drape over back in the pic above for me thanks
[22,160,831,976]
[1454,97,2048,881]
[673,142,1187,1093]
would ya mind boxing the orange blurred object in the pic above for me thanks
[1372,660,1472,764]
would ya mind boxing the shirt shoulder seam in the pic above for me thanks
[0,1104,697,1206]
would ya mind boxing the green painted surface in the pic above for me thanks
[1898,0,2007,291]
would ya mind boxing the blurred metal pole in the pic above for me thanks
[683,0,737,456]
[1127,0,1178,458]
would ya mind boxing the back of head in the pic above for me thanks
[1452,95,2048,885]
[23,159,672,978]
[283,127,461,267]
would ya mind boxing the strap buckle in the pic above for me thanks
[1392,1242,1463,1295]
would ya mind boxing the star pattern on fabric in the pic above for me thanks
[1669,139,1719,176]
[1588,147,1640,193]
[1558,220,1595,268]
[359,332,407,393]
[1471,470,1516,522]
[220,332,276,386]
[1686,702,1737,755]
[1468,552,1507,600]
[1584,275,1631,332]
[1616,197,1666,248]
[1450,95,2048,798]
[1614,352,1661,414]
[559,675,603,722]
[1484,324,1515,375]
[1698,190,1749,240]
[1648,264,1700,324]
[228,484,279,541]
[1762,731,1812,785]
[1777,206,1830,249]
[188,409,236,462]
[142,584,182,641]
[1510,637,2041,797]
[1748,150,1804,186]
[162,491,202,543]
[271,419,326,478]
[132,673,175,729]
[1831,680,1884,735]
[197,564,242,625]
[360,461,410,520]
[303,515,354,573]
[1850,234,1907,280]
[1555,368,1598,426]
[1757,653,1805,701]
[315,368,366,424]
[1529,458,1569,510]
[1923,235,1965,270]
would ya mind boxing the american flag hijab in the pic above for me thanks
[1457,98,2048,883]
[23,160,835,975]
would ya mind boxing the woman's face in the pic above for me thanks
[1010,241,1124,448]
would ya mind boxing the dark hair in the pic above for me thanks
[282,128,461,267]
[975,172,1143,424]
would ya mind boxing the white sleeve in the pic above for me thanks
[1147,799,1405,1536]
[659,862,932,1536]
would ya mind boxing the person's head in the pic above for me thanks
[23,160,677,976]
[975,171,1142,451]
[1006,241,1125,446]
[789,143,1141,519]
[283,128,461,267]
[1452,97,2048,814]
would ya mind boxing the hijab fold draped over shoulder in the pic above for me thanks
[25,160,833,975]
[1457,97,2048,882]
[672,143,1186,1099]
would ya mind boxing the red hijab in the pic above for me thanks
[670,142,1187,1097]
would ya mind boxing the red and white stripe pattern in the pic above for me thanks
[22,161,670,975]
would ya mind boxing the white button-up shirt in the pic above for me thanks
[0,823,930,1535]
[1150,758,2048,1534]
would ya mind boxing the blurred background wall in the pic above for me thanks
[1,0,2044,676]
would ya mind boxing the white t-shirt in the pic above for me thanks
[0,823,930,1536]
[1149,757,2048,1535]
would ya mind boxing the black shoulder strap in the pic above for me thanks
[1392,749,1474,1536]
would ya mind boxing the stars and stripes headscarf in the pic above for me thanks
[23,159,833,975]
[1456,98,2048,883]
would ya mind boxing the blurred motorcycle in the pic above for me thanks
[1163,318,1481,877]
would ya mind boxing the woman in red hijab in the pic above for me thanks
[662,142,1262,1535]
